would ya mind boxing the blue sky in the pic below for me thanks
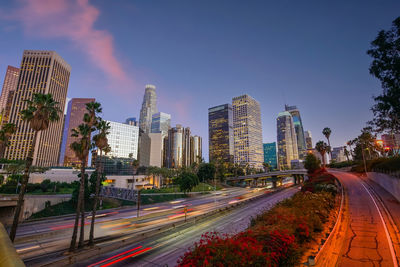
[0,0,399,160]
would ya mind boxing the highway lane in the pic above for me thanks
[77,186,299,267]
[14,187,247,238]
[330,171,399,267]
[19,182,290,262]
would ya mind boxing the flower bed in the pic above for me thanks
[177,170,338,267]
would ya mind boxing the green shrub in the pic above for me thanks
[304,153,321,174]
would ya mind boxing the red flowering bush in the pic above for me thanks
[177,232,270,267]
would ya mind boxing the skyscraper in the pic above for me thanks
[0,66,19,124]
[191,135,202,164]
[285,105,306,159]
[59,98,95,166]
[305,130,313,150]
[105,120,139,159]
[151,112,171,135]
[125,117,138,126]
[5,50,71,167]
[208,104,234,163]
[232,94,263,169]
[263,142,278,170]
[139,84,157,133]
[164,125,192,168]
[277,111,299,170]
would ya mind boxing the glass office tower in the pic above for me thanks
[285,105,306,159]
[263,142,278,170]
[208,104,234,163]
[277,111,299,170]
[151,112,171,135]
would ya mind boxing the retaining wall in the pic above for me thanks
[367,172,400,202]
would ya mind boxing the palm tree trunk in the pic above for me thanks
[89,150,102,245]
[69,161,86,251]
[9,132,37,242]
[78,159,86,248]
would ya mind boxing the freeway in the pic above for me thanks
[77,186,299,267]
[329,171,400,267]
[17,178,294,265]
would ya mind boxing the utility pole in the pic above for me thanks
[137,189,141,218]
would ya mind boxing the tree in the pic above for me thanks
[0,123,16,158]
[9,93,61,242]
[351,127,380,161]
[315,141,328,167]
[176,171,199,194]
[322,128,332,153]
[69,101,101,251]
[197,163,216,183]
[304,153,321,174]
[262,162,270,172]
[344,147,350,162]
[367,17,400,153]
[89,119,110,246]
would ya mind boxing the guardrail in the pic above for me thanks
[0,223,25,267]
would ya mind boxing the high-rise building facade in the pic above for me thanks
[277,111,299,170]
[59,98,95,166]
[191,135,202,164]
[125,117,138,126]
[164,125,192,168]
[105,120,139,159]
[332,147,347,162]
[263,142,278,170]
[285,105,306,159]
[5,50,71,167]
[0,66,19,124]
[305,130,313,150]
[139,84,157,133]
[208,104,234,163]
[151,112,171,135]
[232,94,263,169]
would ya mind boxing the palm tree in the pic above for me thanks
[0,123,16,158]
[322,127,332,153]
[344,147,350,162]
[262,162,270,172]
[69,124,92,251]
[315,141,328,167]
[70,102,101,251]
[89,119,110,246]
[9,93,61,242]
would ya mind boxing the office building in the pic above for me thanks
[139,84,157,133]
[232,94,263,169]
[5,50,71,167]
[382,134,400,150]
[59,98,95,166]
[285,105,306,159]
[0,66,19,124]
[191,135,202,164]
[125,117,138,126]
[149,133,163,167]
[277,111,299,170]
[305,130,313,150]
[263,142,278,170]
[104,120,139,159]
[332,147,347,162]
[164,125,192,168]
[208,104,234,163]
[151,112,171,135]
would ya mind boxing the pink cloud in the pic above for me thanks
[3,0,130,85]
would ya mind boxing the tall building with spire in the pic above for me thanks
[277,111,299,170]
[5,50,71,167]
[0,66,19,124]
[232,94,263,169]
[139,84,157,133]
[285,105,306,159]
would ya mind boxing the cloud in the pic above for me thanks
[2,0,130,85]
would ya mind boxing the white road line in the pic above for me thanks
[360,182,398,267]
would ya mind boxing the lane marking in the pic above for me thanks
[360,182,398,267]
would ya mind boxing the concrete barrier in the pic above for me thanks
[0,223,25,267]
[367,172,400,202]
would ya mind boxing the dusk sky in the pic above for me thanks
[0,0,399,161]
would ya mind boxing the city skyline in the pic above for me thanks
[0,1,399,161]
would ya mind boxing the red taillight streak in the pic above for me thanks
[100,247,152,267]
[87,246,142,267]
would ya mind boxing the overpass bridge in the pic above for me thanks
[226,169,308,187]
